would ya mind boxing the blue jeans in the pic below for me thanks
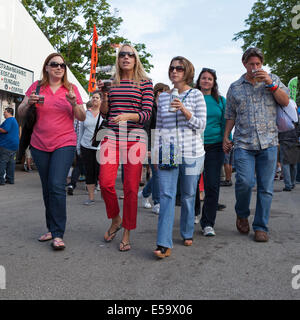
[142,162,160,205]
[0,147,16,184]
[31,146,76,239]
[156,156,204,248]
[279,146,297,189]
[200,143,225,229]
[234,146,277,233]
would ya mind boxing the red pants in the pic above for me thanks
[199,173,204,192]
[99,140,146,230]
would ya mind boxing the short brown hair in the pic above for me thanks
[153,83,170,98]
[168,56,195,85]
[91,89,103,98]
[242,47,264,64]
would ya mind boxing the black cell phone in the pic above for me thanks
[102,81,112,92]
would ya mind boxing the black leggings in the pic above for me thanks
[80,146,99,185]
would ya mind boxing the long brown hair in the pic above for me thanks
[195,69,220,103]
[40,53,71,89]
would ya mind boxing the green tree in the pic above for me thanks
[21,0,153,90]
[233,0,300,103]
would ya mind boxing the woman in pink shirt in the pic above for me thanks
[19,53,85,250]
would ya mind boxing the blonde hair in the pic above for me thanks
[40,53,72,90]
[113,44,150,86]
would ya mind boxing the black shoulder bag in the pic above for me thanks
[91,108,110,147]
[19,82,41,157]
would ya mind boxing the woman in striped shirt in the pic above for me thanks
[98,44,153,252]
[153,56,206,258]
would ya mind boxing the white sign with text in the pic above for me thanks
[0,60,34,96]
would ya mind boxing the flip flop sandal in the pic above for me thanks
[38,232,52,242]
[104,224,122,243]
[51,238,65,250]
[119,241,131,252]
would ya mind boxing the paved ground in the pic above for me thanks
[0,165,300,300]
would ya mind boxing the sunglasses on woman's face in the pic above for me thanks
[48,62,67,69]
[201,67,216,74]
[118,51,136,58]
[169,66,185,72]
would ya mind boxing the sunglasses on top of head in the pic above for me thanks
[118,51,136,58]
[201,67,216,74]
[48,62,67,69]
[169,66,185,72]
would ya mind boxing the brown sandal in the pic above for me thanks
[104,224,122,242]
[119,241,131,252]
[153,246,171,259]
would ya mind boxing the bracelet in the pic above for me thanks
[268,85,279,92]
[265,82,275,88]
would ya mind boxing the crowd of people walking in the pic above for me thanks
[1,46,299,258]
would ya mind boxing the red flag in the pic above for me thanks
[88,24,98,93]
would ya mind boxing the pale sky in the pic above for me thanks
[109,0,258,96]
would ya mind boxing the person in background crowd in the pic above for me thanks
[77,90,102,205]
[18,53,85,250]
[138,82,170,214]
[220,148,233,186]
[223,47,289,242]
[153,56,206,259]
[194,68,226,236]
[23,146,33,172]
[66,118,86,195]
[296,104,300,184]
[98,44,153,252]
[0,107,19,185]
[277,98,299,191]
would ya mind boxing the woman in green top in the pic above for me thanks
[195,68,226,236]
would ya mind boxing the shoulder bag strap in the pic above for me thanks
[280,106,297,127]
[36,81,41,95]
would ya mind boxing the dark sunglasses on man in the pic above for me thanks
[118,51,135,58]
[48,62,67,69]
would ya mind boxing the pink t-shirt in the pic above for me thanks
[26,81,83,152]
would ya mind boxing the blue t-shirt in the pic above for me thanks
[0,117,19,151]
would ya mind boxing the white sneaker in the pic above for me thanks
[202,226,216,237]
[194,215,200,224]
[138,191,152,209]
[152,203,160,215]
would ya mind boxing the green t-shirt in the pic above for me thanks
[203,95,226,144]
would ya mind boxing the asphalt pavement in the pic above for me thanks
[0,165,300,300]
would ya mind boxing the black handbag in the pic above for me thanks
[91,108,110,147]
[19,82,41,157]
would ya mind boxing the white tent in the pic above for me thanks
[0,0,89,102]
